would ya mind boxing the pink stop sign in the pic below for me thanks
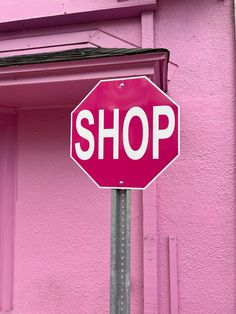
[70,76,180,189]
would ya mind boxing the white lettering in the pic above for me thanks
[123,107,149,160]
[98,109,119,159]
[153,106,175,159]
[75,110,95,160]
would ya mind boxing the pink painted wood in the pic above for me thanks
[169,236,179,314]
[0,109,17,311]
[0,28,137,58]
[0,52,168,110]
[141,11,154,49]
[0,0,156,31]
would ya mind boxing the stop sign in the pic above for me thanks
[70,76,179,189]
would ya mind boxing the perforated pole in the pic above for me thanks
[110,189,130,314]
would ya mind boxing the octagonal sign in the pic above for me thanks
[70,76,180,189]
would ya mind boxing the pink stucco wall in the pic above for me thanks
[15,108,111,314]
[0,0,235,313]
[155,1,236,313]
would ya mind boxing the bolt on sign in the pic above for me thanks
[70,76,180,189]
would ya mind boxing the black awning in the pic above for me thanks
[0,47,169,68]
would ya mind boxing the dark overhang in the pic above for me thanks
[0,48,169,68]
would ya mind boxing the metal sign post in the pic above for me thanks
[70,76,180,313]
[110,189,130,314]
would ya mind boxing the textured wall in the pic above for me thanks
[154,0,236,313]
[15,108,111,314]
